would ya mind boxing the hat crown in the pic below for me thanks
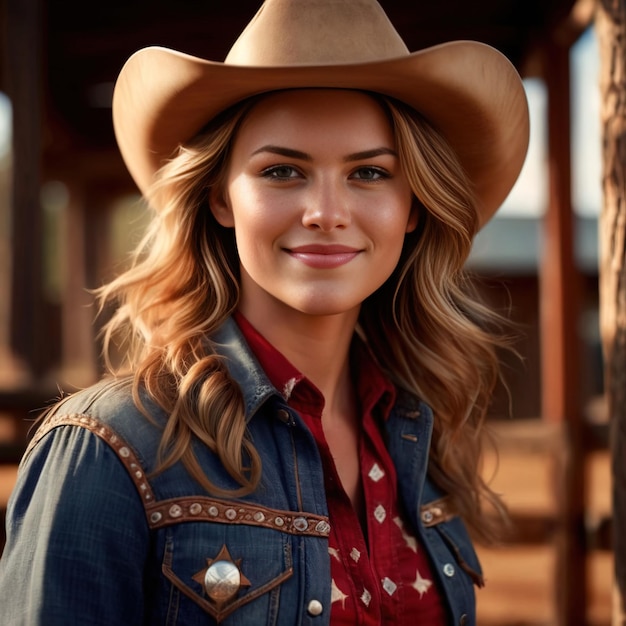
[225,0,409,66]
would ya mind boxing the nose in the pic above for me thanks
[301,180,351,231]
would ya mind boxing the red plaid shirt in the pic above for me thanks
[235,313,446,624]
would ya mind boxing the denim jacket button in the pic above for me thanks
[443,563,455,577]
[277,409,291,423]
[204,561,241,603]
[459,614,469,625]
[307,599,323,616]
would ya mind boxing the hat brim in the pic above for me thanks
[112,40,529,226]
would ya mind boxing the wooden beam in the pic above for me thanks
[540,38,588,624]
[4,0,46,377]
[596,1,626,621]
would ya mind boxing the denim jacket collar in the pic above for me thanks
[211,316,279,421]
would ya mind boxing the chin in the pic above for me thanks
[289,296,364,318]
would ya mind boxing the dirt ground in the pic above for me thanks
[476,421,612,626]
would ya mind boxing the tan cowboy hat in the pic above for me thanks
[112,0,529,227]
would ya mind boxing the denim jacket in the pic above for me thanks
[0,317,482,625]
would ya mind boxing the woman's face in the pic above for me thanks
[211,89,417,321]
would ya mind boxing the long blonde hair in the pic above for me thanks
[99,92,511,540]
[362,96,512,541]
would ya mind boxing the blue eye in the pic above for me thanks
[262,165,300,180]
[351,167,389,181]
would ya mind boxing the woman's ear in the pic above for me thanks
[406,198,420,233]
[209,187,235,228]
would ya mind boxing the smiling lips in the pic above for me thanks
[287,244,361,269]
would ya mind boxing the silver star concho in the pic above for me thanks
[192,545,251,607]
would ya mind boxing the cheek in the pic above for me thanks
[226,185,264,235]
[232,217,265,260]
[371,200,415,242]
[229,183,296,241]
[229,199,281,266]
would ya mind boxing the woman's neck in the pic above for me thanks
[237,302,359,418]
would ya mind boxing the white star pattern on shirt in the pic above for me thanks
[412,568,434,597]
[393,516,418,552]
[361,588,372,606]
[331,579,349,608]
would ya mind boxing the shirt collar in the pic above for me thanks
[233,312,396,420]
[234,311,306,402]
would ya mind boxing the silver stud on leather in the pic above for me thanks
[169,504,183,518]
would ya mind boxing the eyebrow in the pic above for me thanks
[250,145,397,162]
[251,145,311,160]
[344,147,397,162]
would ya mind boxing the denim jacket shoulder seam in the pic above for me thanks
[26,412,157,507]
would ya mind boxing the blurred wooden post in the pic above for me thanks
[60,181,99,387]
[540,36,587,624]
[4,0,46,378]
[596,2,626,623]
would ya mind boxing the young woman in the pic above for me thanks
[0,1,529,624]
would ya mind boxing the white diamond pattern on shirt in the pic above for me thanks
[328,546,340,561]
[368,462,385,482]
[382,577,398,596]
[350,547,361,562]
[373,504,386,523]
